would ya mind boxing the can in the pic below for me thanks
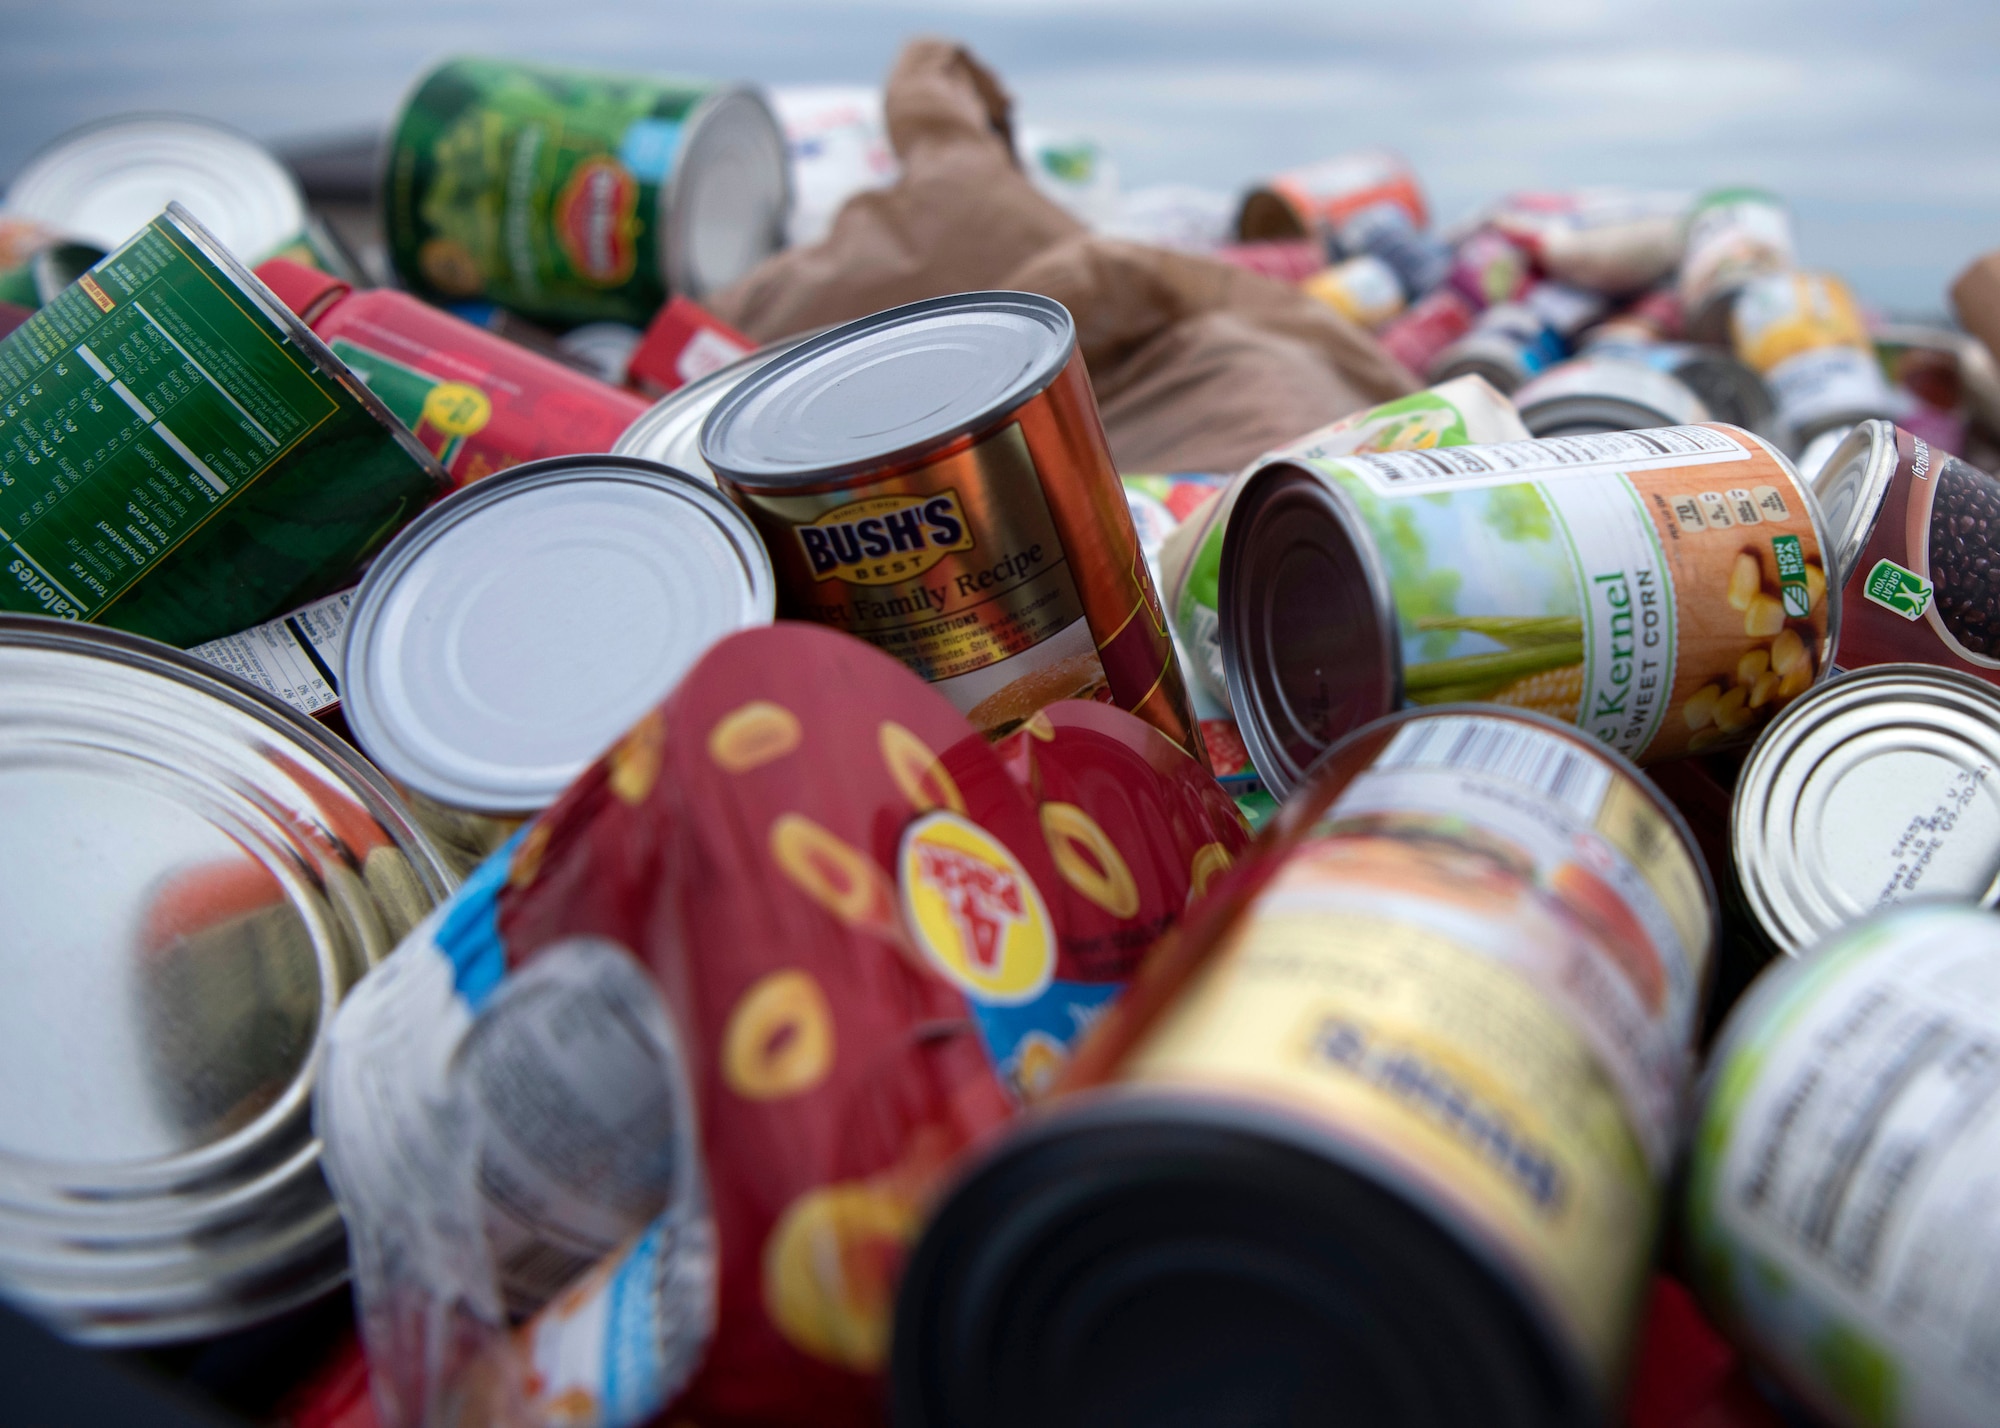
[1335,200,1451,298]
[1449,228,1533,310]
[340,454,772,865]
[1732,271,1896,450]
[625,294,755,397]
[1221,424,1840,794]
[1380,286,1479,377]
[1582,333,1777,436]
[3,116,316,276]
[0,615,451,1344]
[255,257,650,488]
[0,204,448,647]
[1301,254,1406,329]
[765,84,897,250]
[1514,356,1712,437]
[1426,301,1565,392]
[894,706,1717,1428]
[1487,188,1692,296]
[611,332,812,482]
[553,321,643,386]
[1525,280,1611,343]
[383,58,790,325]
[1730,664,2000,957]
[1678,188,1796,344]
[1159,374,1529,715]
[1688,902,2000,1428]
[1236,148,1428,247]
[1811,421,2000,673]
[701,291,1201,755]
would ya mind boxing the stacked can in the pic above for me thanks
[1731,270,1896,451]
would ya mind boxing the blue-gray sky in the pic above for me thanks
[11,0,1998,314]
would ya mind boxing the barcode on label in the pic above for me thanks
[1375,715,1612,822]
[1336,424,1748,495]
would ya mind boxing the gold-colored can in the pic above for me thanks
[701,291,1202,759]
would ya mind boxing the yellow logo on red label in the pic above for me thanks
[899,811,1053,1005]
[797,492,974,586]
[554,156,640,285]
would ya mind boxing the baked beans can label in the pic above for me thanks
[731,424,1105,733]
[1127,712,1711,1384]
[1690,905,2000,1428]
[1315,424,1833,761]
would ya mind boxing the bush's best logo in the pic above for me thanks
[899,811,1054,1005]
[555,157,640,285]
[797,492,974,586]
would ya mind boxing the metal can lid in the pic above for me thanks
[1732,663,2000,957]
[1514,357,1710,437]
[700,291,1077,487]
[0,616,450,1343]
[611,333,812,481]
[1807,419,1900,586]
[343,455,776,813]
[4,115,306,263]
[663,87,792,301]
[1219,460,1401,798]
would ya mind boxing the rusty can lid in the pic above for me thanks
[343,455,775,814]
[0,617,450,1344]
[1732,663,2000,956]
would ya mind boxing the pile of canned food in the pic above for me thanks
[7,38,2000,1428]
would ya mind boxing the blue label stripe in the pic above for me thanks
[602,1219,669,1427]
[432,827,528,1008]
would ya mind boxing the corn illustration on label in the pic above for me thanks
[1316,425,1832,762]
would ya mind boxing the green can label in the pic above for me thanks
[386,59,717,325]
[1862,557,1933,621]
[0,208,445,646]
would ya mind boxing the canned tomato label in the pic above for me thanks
[704,293,1200,755]
[1689,904,2000,1428]
[384,58,788,324]
[0,205,445,647]
[1224,424,1839,793]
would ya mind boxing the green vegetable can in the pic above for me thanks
[1688,904,2000,1428]
[1218,423,1839,794]
[0,204,448,648]
[384,58,791,326]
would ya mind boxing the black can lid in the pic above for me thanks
[699,291,1075,487]
[892,1094,1595,1428]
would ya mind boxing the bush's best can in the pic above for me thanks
[1221,424,1839,794]
[701,291,1202,759]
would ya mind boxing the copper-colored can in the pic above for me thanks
[701,291,1202,758]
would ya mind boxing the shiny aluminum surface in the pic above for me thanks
[0,617,452,1343]
[611,333,810,483]
[343,455,776,814]
[1732,664,2000,956]
[665,87,792,301]
[4,115,306,265]
[1514,357,1710,437]
[1807,419,1900,587]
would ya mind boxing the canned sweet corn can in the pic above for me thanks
[1221,424,1838,794]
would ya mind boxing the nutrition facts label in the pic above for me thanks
[189,589,352,715]
[1337,425,1750,496]
[0,217,336,621]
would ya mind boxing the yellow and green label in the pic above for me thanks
[0,210,444,646]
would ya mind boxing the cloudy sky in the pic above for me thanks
[11,0,1998,314]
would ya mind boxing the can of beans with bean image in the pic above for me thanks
[1220,425,1839,795]
[1813,420,2000,679]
